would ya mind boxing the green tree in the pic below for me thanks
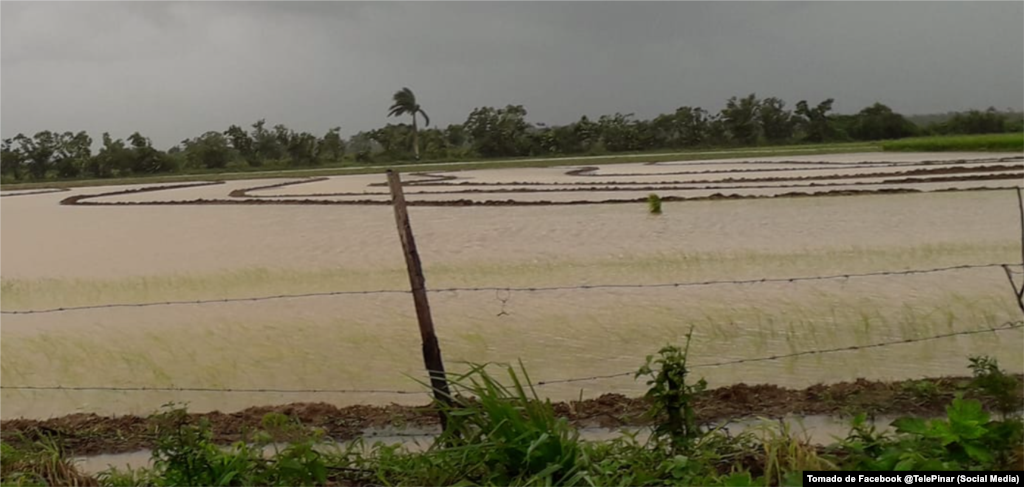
[347,131,377,162]
[54,131,93,178]
[848,103,918,140]
[316,127,345,163]
[225,124,258,166]
[721,94,761,145]
[674,107,711,147]
[596,113,643,152]
[127,132,174,174]
[464,105,531,157]
[1,137,25,181]
[937,108,1012,135]
[285,131,319,166]
[573,115,601,153]
[705,114,729,146]
[758,97,795,143]
[15,131,61,180]
[795,98,836,143]
[368,124,414,159]
[251,119,283,163]
[387,87,430,160]
[443,124,467,149]
[86,133,133,178]
[183,132,232,169]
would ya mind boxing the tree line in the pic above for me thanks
[2,90,1021,183]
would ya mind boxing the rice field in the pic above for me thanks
[1,151,1022,420]
[881,133,1024,152]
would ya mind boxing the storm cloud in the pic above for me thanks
[2,1,1022,148]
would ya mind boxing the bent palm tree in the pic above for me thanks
[388,87,430,160]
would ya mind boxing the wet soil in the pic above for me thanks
[3,375,1020,456]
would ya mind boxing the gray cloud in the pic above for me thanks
[2,1,1021,149]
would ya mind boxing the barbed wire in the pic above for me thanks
[2,262,1018,316]
[0,289,412,315]
[532,320,1024,386]
[4,320,1019,394]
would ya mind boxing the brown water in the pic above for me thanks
[70,414,906,475]
[2,153,1022,419]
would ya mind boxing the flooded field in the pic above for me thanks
[1,152,1022,419]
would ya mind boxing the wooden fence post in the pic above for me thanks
[386,170,452,429]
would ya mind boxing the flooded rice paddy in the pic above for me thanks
[1,152,1022,419]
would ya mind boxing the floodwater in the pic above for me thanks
[71,413,908,475]
[1,152,1022,419]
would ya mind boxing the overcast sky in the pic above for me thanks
[2,1,1022,149]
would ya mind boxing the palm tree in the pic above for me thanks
[388,87,430,160]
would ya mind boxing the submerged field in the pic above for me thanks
[1,151,1022,420]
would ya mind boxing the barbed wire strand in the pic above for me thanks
[4,321,1019,394]
[534,320,1024,386]
[3,262,1018,316]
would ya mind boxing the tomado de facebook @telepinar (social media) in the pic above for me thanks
[803,472,1021,485]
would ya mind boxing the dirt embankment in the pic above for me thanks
[3,375,1020,456]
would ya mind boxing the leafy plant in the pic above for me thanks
[968,355,1022,418]
[636,329,708,451]
[144,403,335,486]
[837,396,1023,471]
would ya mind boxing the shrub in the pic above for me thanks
[636,330,707,451]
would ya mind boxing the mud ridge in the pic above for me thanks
[59,181,225,206]
[0,188,70,198]
[235,172,1024,199]
[2,375,1020,456]
[59,186,1024,207]
[636,156,1023,170]
[227,177,330,198]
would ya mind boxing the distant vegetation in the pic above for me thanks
[2,90,1022,184]
[906,109,1024,132]
[881,133,1024,152]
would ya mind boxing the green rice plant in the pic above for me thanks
[647,193,662,214]
[881,133,1023,152]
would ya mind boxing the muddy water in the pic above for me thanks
[2,153,1022,420]
[71,414,905,475]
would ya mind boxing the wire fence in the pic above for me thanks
[2,284,1015,394]
[1,262,1017,315]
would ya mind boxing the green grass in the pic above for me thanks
[0,142,879,191]
[881,133,1024,152]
